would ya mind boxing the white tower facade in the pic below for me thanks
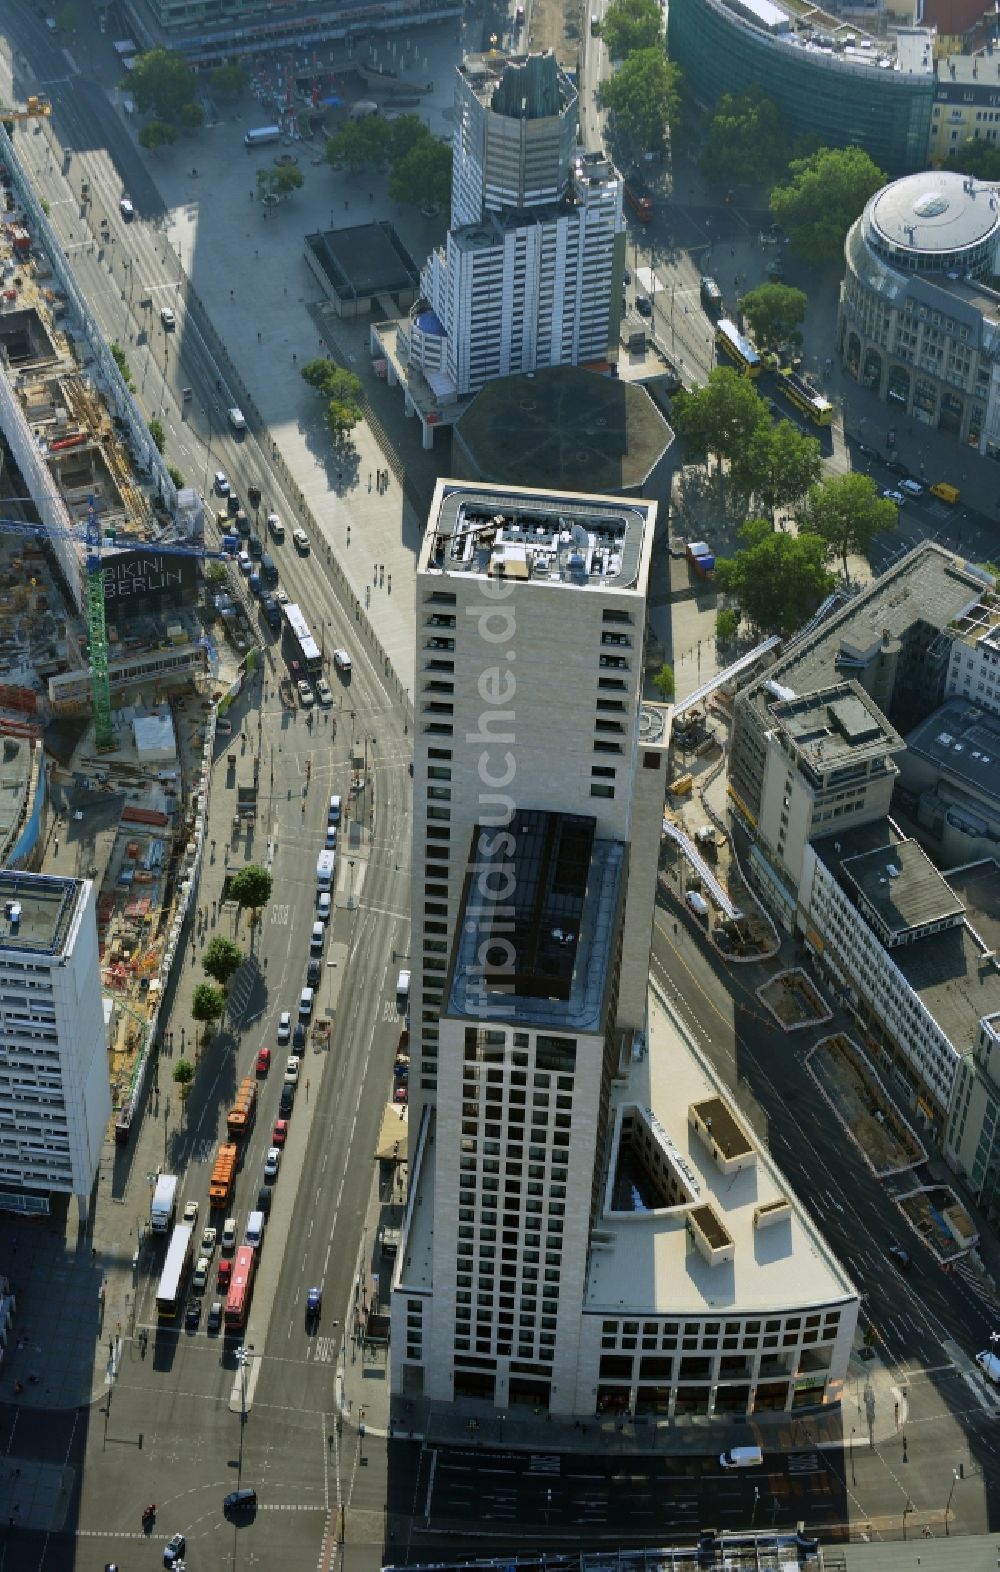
[0,872,110,1219]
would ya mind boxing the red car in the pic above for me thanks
[394,1084,408,1104]
[272,1118,289,1147]
[256,1047,271,1075]
[217,1259,232,1293]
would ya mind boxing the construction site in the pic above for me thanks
[0,116,253,1151]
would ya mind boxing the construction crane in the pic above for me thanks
[0,95,52,126]
[0,501,229,751]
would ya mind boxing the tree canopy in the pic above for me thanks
[653,664,675,700]
[770,146,886,265]
[802,471,898,576]
[129,48,200,124]
[700,89,787,187]
[228,864,273,921]
[715,520,835,636]
[388,135,451,212]
[738,282,808,349]
[257,164,304,203]
[944,140,1000,181]
[600,0,662,59]
[172,1058,194,1101]
[138,119,177,151]
[202,935,244,990]
[326,114,388,172]
[598,48,681,156]
[730,419,823,518]
[211,63,249,101]
[671,367,769,472]
[191,981,224,1031]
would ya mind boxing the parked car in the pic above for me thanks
[272,1118,289,1146]
[277,1011,291,1044]
[317,893,331,923]
[292,1022,306,1053]
[256,1185,272,1217]
[325,824,338,849]
[307,958,322,988]
[256,1046,271,1075]
[263,1147,281,1181]
[285,1057,300,1084]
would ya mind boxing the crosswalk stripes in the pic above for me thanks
[787,1452,823,1475]
[527,1454,561,1475]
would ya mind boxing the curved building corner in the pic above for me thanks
[667,0,935,175]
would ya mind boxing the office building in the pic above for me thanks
[122,0,461,64]
[0,872,110,1219]
[379,53,625,446]
[838,170,1000,453]
[928,51,1000,166]
[390,481,858,1418]
[668,0,934,175]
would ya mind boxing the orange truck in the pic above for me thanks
[226,1075,258,1141]
[209,1143,238,1209]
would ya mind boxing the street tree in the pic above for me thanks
[945,141,1000,181]
[129,47,199,123]
[148,418,166,454]
[700,89,787,187]
[167,465,185,489]
[202,935,244,990]
[205,562,227,586]
[257,164,304,203]
[138,120,178,152]
[211,63,249,101]
[803,470,898,576]
[671,367,770,474]
[228,864,273,928]
[716,607,740,642]
[652,664,675,700]
[326,116,388,172]
[600,0,662,59]
[179,99,205,130]
[770,145,886,265]
[191,982,224,1041]
[326,396,362,438]
[737,283,808,349]
[384,114,429,162]
[110,343,135,390]
[172,1058,195,1102]
[598,48,681,156]
[301,360,364,419]
[389,135,452,212]
[730,419,822,519]
[715,519,834,636]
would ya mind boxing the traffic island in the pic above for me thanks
[757,968,832,1031]
[806,1033,927,1177]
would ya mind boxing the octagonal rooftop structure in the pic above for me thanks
[452,365,673,495]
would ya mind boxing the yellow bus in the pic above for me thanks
[715,319,761,378]
[777,369,833,426]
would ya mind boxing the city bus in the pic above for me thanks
[715,319,761,378]
[155,1223,194,1321]
[224,1245,258,1333]
[777,369,833,426]
[281,603,323,676]
[700,276,724,318]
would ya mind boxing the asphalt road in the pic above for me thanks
[1,9,412,1569]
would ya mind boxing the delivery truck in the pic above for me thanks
[150,1173,178,1234]
[686,541,716,579]
[244,125,281,148]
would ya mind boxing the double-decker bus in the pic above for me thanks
[155,1223,194,1321]
[224,1245,258,1333]
[777,369,833,426]
[281,603,323,676]
[715,318,762,378]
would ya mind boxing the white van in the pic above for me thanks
[899,478,923,497]
[245,1210,265,1248]
[310,922,324,953]
[328,794,342,825]
[685,890,709,918]
[396,968,411,1010]
[299,986,314,1019]
[720,1445,763,1469]
[316,849,335,890]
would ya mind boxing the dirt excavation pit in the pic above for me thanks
[807,1033,927,1176]
[757,968,832,1031]
[528,0,584,66]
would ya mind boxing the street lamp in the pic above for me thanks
[751,1486,760,1525]
[850,1427,856,1486]
[902,1498,913,1539]
[945,1467,961,1533]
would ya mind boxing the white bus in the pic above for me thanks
[155,1223,194,1320]
[282,603,323,675]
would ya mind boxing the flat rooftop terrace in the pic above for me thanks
[584,993,855,1316]
[423,481,653,592]
[0,871,82,956]
[840,836,964,944]
[770,683,903,774]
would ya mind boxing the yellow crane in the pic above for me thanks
[1,95,52,124]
